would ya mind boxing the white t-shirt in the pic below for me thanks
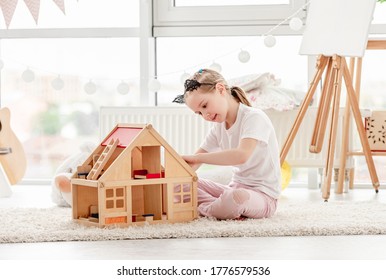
[200,103,281,199]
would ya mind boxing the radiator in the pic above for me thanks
[100,106,354,169]
[100,106,212,156]
[267,107,355,169]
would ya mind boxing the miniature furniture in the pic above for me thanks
[71,123,198,227]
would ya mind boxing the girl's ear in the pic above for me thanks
[215,83,226,95]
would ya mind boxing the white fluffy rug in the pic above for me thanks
[1,199,386,243]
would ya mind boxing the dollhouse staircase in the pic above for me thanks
[87,138,119,180]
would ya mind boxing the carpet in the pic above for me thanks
[1,199,386,244]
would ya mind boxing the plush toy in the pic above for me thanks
[229,72,306,111]
[51,142,95,207]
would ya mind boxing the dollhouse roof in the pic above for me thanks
[96,124,196,180]
[102,127,142,148]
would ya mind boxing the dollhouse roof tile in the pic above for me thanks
[101,127,142,148]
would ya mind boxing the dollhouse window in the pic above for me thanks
[173,183,192,204]
[174,194,181,203]
[106,189,114,198]
[105,187,125,209]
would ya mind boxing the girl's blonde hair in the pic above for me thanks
[173,69,251,107]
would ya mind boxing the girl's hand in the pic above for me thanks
[181,148,207,171]
[182,154,197,164]
[184,138,258,166]
[182,154,201,171]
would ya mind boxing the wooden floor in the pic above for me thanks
[2,184,386,280]
[1,184,386,261]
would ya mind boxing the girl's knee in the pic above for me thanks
[231,189,250,205]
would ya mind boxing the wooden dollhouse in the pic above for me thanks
[71,123,198,227]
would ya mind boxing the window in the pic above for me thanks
[1,38,140,180]
[0,1,141,182]
[173,183,192,204]
[373,2,386,25]
[153,0,306,36]
[2,0,139,28]
[4,0,386,187]
[174,0,290,7]
[156,35,307,106]
[106,187,125,209]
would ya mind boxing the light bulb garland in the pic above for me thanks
[238,50,250,63]
[117,81,130,95]
[22,68,35,83]
[84,80,97,95]
[263,35,276,48]
[209,62,222,73]
[261,1,310,47]
[148,78,161,92]
[52,75,64,91]
[0,1,310,94]
[157,0,310,87]
[289,17,303,31]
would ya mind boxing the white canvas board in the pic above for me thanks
[300,0,376,57]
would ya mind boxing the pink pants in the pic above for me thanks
[197,178,278,220]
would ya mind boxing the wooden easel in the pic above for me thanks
[280,54,380,201]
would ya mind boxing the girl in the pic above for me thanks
[173,69,281,220]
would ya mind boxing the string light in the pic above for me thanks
[148,78,161,92]
[84,80,97,95]
[261,1,310,47]
[289,17,303,31]
[209,62,222,73]
[238,50,250,63]
[168,0,311,86]
[263,35,276,48]
[22,68,35,83]
[117,81,130,95]
[51,75,64,91]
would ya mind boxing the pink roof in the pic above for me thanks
[101,127,142,148]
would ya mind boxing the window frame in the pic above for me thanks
[153,0,307,36]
